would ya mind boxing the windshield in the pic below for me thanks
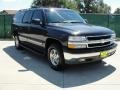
[45,9,86,23]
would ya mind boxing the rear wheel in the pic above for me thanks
[14,36,22,49]
[48,44,65,71]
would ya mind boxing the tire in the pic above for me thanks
[48,43,65,71]
[14,36,22,49]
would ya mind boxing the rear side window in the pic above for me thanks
[32,10,43,21]
[23,10,33,23]
[14,11,25,23]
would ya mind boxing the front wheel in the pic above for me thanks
[48,44,65,71]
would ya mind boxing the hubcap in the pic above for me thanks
[49,49,60,66]
[15,37,19,47]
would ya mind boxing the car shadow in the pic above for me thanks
[3,46,116,88]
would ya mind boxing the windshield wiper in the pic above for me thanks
[49,20,83,23]
[63,20,83,23]
[49,21,63,23]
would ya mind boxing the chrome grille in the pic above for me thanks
[87,35,111,40]
[86,35,113,48]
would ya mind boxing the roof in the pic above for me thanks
[19,7,69,11]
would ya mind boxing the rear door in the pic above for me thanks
[19,10,33,45]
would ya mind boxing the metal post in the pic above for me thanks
[108,14,110,28]
[3,15,6,38]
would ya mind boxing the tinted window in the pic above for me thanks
[14,11,25,23]
[23,10,33,23]
[32,10,43,21]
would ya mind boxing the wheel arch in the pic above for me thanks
[45,38,63,52]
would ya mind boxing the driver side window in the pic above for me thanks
[32,10,43,25]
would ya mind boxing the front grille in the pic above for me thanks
[88,42,111,47]
[86,35,113,48]
[87,35,111,41]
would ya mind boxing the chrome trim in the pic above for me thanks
[86,34,113,48]
[88,39,112,44]
[64,48,116,61]
[87,42,113,48]
[68,39,113,44]
[86,34,112,37]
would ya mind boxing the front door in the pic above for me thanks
[28,10,47,53]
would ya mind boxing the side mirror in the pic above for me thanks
[32,18,42,25]
[84,19,88,23]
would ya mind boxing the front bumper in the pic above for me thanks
[63,45,117,64]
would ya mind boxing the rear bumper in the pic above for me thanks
[63,45,117,64]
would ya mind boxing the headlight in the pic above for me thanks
[68,36,87,48]
[69,36,87,42]
[111,34,116,40]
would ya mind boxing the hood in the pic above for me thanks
[49,23,114,36]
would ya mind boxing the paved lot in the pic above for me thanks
[0,41,120,90]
